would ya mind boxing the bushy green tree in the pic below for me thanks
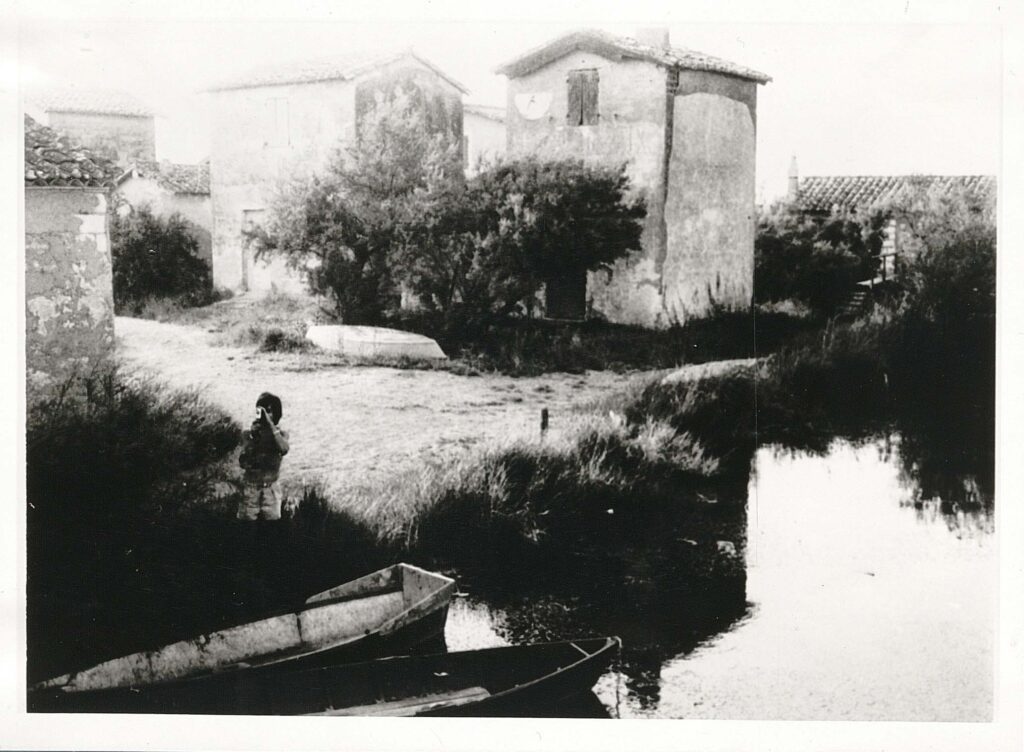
[396,158,646,320]
[876,183,996,325]
[110,206,213,313]
[754,203,886,317]
[247,86,461,324]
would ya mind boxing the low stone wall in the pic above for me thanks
[25,188,115,399]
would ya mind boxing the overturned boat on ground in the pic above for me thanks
[30,563,455,706]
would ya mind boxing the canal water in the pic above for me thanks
[443,436,995,721]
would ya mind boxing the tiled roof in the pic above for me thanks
[495,29,771,84]
[24,115,120,188]
[464,103,506,122]
[796,175,997,212]
[207,49,468,94]
[122,160,210,195]
[27,87,154,117]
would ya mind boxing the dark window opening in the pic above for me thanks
[567,69,599,126]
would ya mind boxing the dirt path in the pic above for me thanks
[115,317,644,498]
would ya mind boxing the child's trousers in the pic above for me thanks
[237,482,283,520]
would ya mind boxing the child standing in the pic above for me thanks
[237,392,291,521]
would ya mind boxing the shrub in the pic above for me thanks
[27,366,240,526]
[754,203,886,316]
[111,206,214,314]
[247,86,462,324]
[258,326,314,353]
[396,158,646,320]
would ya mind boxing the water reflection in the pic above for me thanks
[446,432,994,720]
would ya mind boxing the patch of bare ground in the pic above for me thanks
[115,316,643,506]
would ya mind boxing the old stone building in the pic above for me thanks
[116,160,213,268]
[789,169,996,265]
[24,115,120,401]
[496,29,770,327]
[26,88,155,168]
[206,50,467,295]
[462,103,506,173]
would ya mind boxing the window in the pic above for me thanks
[567,69,599,126]
[264,98,289,147]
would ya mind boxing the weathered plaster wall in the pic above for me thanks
[116,178,213,266]
[507,56,758,327]
[464,113,506,173]
[210,56,464,297]
[47,111,155,167]
[506,52,673,326]
[25,189,115,399]
[507,53,667,246]
[661,86,757,321]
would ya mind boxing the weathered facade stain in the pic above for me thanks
[499,30,768,328]
[208,53,466,295]
[25,189,115,398]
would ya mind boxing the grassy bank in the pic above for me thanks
[29,304,992,681]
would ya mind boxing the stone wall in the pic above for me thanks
[25,189,115,400]
[116,178,213,267]
[661,79,757,322]
[46,111,155,167]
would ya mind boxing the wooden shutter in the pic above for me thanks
[567,69,599,126]
[581,70,599,125]
[567,71,584,125]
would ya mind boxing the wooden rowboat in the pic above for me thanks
[30,563,454,704]
[31,637,620,716]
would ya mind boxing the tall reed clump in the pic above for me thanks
[356,413,744,591]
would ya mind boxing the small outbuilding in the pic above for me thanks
[24,115,120,400]
[788,167,996,275]
[116,159,213,268]
[496,28,771,327]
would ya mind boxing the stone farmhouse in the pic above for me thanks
[26,88,155,168]
[24,115,120,401]
[496,28,771,327]
[115,160,213,268]
[462,103,506,173]
[205,50,467,295]
[788,165,996,279]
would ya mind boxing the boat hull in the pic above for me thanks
[29,563,454,708]
[30,637,620,716]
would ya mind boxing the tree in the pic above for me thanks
[395,158,646,320]
[754,202,886,316]
[110,206,213,313]
[246,86,462,324]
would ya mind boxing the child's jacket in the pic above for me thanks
[239,421,289,486]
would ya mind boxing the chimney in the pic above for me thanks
[787,155,799,201]
[635,27,670,50]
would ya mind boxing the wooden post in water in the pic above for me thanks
[540,407,549,439]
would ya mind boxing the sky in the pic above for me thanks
[3,1,1004,201]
